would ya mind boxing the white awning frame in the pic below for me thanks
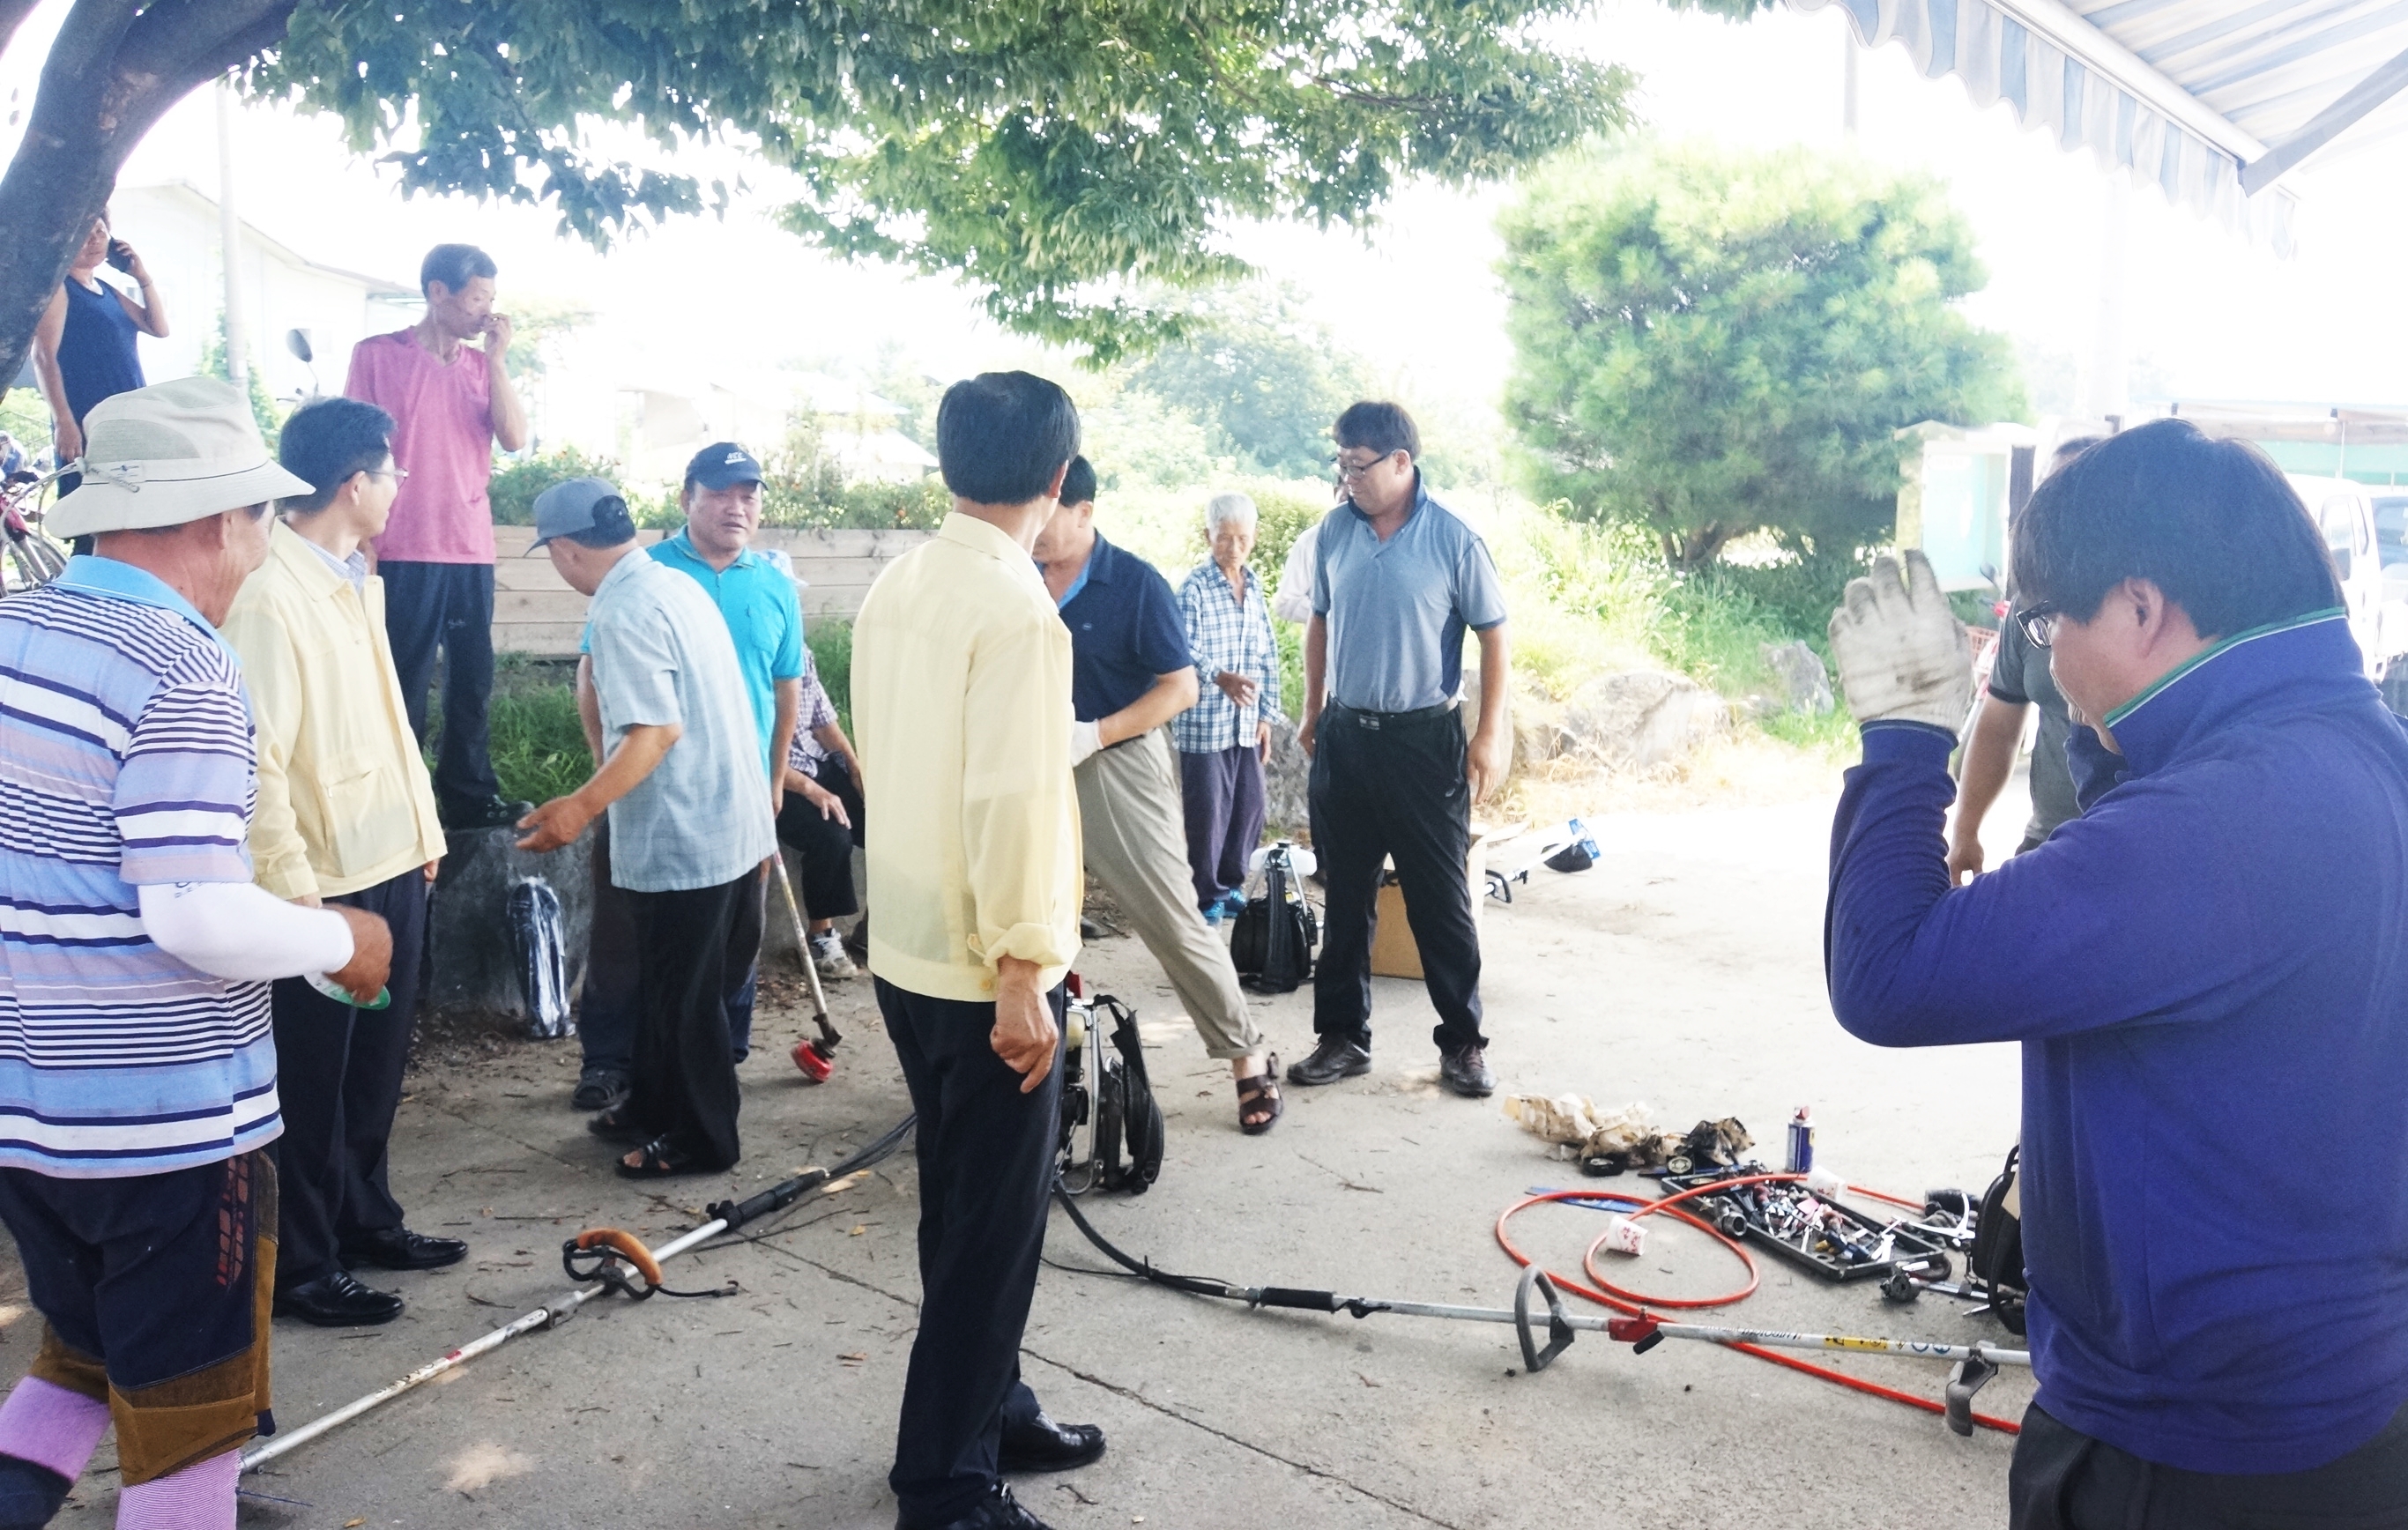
[1792,0,2299,252]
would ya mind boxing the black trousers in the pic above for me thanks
[773,755,865,921]
[582,829,766,1074]
[269,868,427,1289]
[1308,704,1486,1053]
[380,559,501,808]
[620,873,761,1170]
[878,978,1062,1528]
[2010,1400,2408,1528]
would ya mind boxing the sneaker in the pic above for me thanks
[1218,890,1250,919]
[1200,902,1223,928]
[808,932,858,980]
[570,1066,629,1113]
[1438,1044,1497,1098]
[441,794,535,831]
[1286,1036,1371,1086]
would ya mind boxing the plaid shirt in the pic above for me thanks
[1171,561,1282,754]
[785,644,841,769]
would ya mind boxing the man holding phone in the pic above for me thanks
[345,243,532,831]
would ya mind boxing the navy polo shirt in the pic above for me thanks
[1055,534,1193,723]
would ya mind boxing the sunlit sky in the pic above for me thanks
[1,1,2398,426]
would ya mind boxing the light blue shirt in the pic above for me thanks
[1311,477,1507,713]
[584,552,776,892]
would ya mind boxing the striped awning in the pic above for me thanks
[1789,2,2408,252]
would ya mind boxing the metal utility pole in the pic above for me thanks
[215,77,248,392]
[1842,29,1860,137]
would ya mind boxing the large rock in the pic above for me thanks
[1263,717,1310,836]
[425,826,593,1021]
[1761,640,1835,714]
[1557,671,1729,771]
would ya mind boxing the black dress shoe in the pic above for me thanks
[440,795,535,831]
[1439,1043,1497,1098]
[914,1483,1053,1530]
[998,1410,1105,1474]
[275,1271,404,1326]
[1287,1035,1371,1086]
[343,1227,469,1271]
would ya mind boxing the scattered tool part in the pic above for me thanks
[1655,1165,1958,1285]
[769,855,841,1081]
[241,1114,917,1474]
[1052,1173,2027,1436]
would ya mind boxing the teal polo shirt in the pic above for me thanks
[581,530,805,771]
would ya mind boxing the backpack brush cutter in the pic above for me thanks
[1051,1167,2032,1437]
[769,854,844,1081]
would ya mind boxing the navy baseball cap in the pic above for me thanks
[528,476,630,551]
[685,442,764,490]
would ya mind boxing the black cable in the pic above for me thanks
[695,1113,918,1252]
[1049,1179,1247,1301]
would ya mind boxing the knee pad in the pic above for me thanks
[0,1453,71,1528]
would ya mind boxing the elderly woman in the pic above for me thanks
[1173,492,1285,919]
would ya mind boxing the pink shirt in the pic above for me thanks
[345,329,497,564]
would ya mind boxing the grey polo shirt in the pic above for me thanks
[585,550,777,892]
[1311,479,1508,713]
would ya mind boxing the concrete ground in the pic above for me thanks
[4,776,2039,1528]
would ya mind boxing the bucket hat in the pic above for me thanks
[48,377,312,538]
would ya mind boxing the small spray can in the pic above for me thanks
[1786,1105,1815,1174]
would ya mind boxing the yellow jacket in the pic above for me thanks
[221,521,446,901]
[853,512,1081,1001]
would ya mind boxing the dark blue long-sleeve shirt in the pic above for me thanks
[1826,612,2408,1474]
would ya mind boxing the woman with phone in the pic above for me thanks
[31,209,168,493]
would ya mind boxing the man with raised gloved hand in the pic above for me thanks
[1825,420,2408,1528]
[0,378,393,1530]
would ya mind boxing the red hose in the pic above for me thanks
[1496,1185,2021,1436]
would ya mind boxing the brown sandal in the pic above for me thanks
[1237,1056,1283,1135]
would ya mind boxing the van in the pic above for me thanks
[2286,476,2408,708]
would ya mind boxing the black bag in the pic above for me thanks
[507,876,573,1040]
[1968,1145,2026,1335]
[1070,994,1161,1194]
[1231,843,1317,993]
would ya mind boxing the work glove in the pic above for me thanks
[1069,718,1102,768]
[1826,551,1973,731]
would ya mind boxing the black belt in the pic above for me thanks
[1328,701,1458,731]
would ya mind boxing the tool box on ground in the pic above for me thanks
[1056,982,1163,1195]
[1661,1163,1958,1284]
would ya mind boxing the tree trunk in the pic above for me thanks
[0,0,295,417]
[1669,520,1736,571]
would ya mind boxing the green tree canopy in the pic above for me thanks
[264,0,1639,363]
[0,0,1664,412]
[1123,286,1371,479]
[1499,141,2024,568]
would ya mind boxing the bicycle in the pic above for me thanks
[1,467,71,596]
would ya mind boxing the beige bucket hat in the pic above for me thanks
[48,376,313,538]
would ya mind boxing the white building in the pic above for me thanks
[108,180,420,406]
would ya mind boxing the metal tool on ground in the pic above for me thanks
[769,854,841,1081]
[1052,1170,2029,1435]
[241,1113,917,1474]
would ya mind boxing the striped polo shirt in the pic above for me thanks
[0,556,279,1177]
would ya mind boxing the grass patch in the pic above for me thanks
[487,686,594,804]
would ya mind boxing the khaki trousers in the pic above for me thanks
[1074,729,1264,1060]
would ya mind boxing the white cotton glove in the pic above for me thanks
[1826,550,1973,730]
[1069,718,1103,767]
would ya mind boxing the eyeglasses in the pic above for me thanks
[368,466,409,482]
[2013,601,2060,650]
[1330,452,1394,481]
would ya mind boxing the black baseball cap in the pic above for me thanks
[685,442,764,490]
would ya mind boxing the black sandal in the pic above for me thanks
[615,1136,707,1178]
[1237,1056,1283,1136]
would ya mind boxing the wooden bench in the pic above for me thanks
[489,525,932,656]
